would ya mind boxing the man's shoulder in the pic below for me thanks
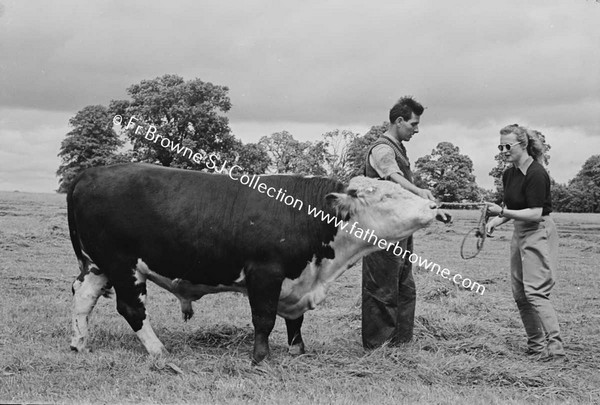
[371,135,404,151]
[368,137,395,153]
[371,135,392,144]
[371,141,395,151]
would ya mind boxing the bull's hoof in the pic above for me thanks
[147,345,169,357]
[288,342,305,356]
[251,349,270,365]
[70,340,90,353]
[251,357,267,367]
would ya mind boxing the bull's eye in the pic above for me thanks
[347,189,359,198]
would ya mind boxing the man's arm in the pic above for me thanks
[368,145,436,201]
[388,172,435,201]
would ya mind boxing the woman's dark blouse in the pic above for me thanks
[502,160,552,216]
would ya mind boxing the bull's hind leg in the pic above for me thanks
[285,315,306,355]
[246,264,285,364]
[112,260,166,355]
[71,265,111,352]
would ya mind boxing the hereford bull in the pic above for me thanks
[68,163,444,363]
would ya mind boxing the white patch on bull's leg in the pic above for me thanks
[128,262,166,354]
[136,318,166,355]
[135,259,197,321]
[134,258,149,285]
[71,271,109,352]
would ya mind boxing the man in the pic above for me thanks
[362,96,446,348]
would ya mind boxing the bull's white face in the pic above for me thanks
[329,176,437,243]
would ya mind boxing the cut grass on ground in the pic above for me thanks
[1,191,599,404]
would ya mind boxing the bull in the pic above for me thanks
[68,163,443,363]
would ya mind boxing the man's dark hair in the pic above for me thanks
[389,96,425,123]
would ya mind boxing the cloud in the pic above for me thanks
[2,1,599,125]
[0,108,70,192]
[0,0,599,192]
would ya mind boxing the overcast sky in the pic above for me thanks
[1,0,599,192]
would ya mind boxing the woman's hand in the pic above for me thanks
[486,216,503,234]
[485,202,503,216]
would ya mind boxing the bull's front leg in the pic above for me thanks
[285,315,306,355]
[246,264,285,364]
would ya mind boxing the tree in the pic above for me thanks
[258,131,329,175]
[295,141,330,176]
[488,128,551,203]
[57,105,125,193]
[564,155,600,212]
[479,188,497,204]
[258,131,303,173]
[345,122,389,180]
[232,141,271,175]
[322,129,360,183]
[414,142,480,202]
[551,179,573,212]
[109,74,235,169]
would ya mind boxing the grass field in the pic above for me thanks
[1,190,599,404]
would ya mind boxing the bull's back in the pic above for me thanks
[69,164,343,284]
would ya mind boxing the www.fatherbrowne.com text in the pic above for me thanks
[114,114,486,295]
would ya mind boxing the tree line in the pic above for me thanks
[57,74,599,213]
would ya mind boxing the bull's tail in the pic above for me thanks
[66,177,86,273]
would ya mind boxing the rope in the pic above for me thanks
[458,205,490,259]
[438,202,487,208]
[438,202,490,259]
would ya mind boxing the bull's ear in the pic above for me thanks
[325,192,345,206]
[325,192,354,221]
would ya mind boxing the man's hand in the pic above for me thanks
[417,188,436,201]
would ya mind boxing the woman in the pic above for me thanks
[486,124,565,360]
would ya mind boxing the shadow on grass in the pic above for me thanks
[88,324,255,354]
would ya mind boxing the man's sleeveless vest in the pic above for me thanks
[364,136,413,183]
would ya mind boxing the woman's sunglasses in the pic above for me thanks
[497,141,522,152]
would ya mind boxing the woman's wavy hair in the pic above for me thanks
[499,124,547,164]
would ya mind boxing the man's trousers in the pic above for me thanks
[361,236,415,349]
